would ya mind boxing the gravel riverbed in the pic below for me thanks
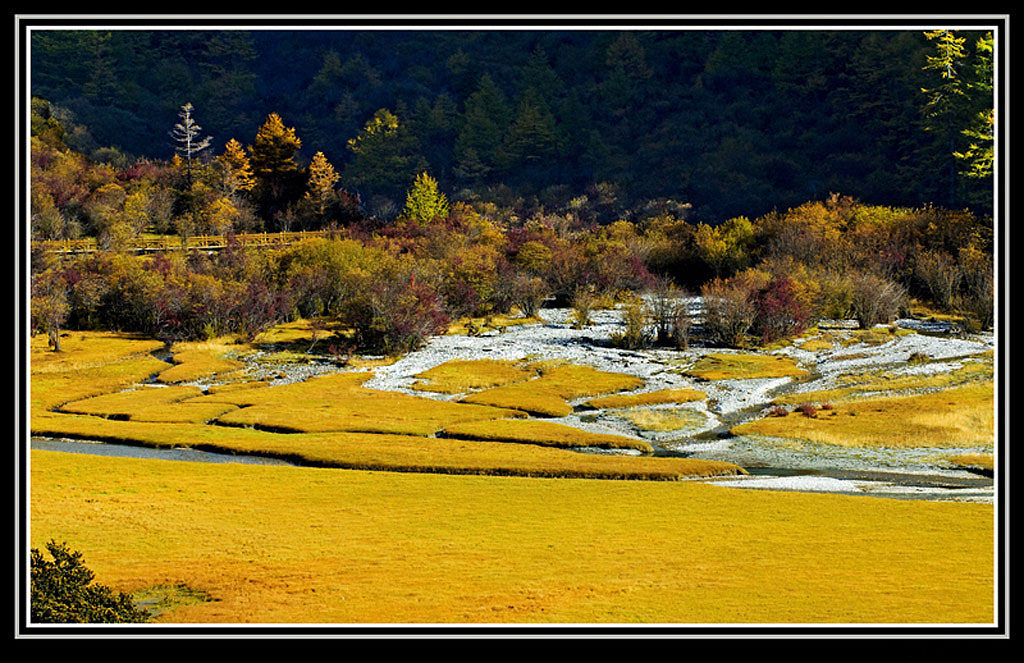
[356,304,996,502]
[77,303,995,502]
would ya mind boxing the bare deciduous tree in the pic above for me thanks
[169,102,212,186]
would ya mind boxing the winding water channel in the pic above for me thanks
[31,437,298,466]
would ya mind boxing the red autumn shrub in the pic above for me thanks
[753,275,810,344]
[345,270,450,356]
[794,403,819,418]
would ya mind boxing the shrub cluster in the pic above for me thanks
[33,245,290,347]
[31,540,150,624]
[682,196,994,346]
[794,403,819,418]
[33,201,658,356]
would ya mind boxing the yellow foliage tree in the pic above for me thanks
[514,240,553,275]
[250,113,302,178]
[401,172,449,225]
[304,151,340,216]
[203,197,240,235]
[249,114,303,214]
[217,138,256,197]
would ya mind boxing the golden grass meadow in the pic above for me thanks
[26,328,997,626]
[30,451,993,624]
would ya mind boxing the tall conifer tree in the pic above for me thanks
[248,112,303,219]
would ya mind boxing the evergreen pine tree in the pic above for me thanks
[344,108,426,215]
[954,32,994,182]
[454,74,512,183]
[921,30,972,207]
[503,87,560,167]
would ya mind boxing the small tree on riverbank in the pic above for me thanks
[849,270,907,329]
[31,267,70,352]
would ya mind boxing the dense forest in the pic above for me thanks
[28,28,996,356]
[30,28,994,222]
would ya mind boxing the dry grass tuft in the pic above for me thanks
[799,338,835,352]
[944,453,994,471]
[445,313,541,336]
[583,388,706,409]
[683,353,808,381]
[620,407,706,433]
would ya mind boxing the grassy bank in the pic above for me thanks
[733,382,995,448]
[32,413,737,480]
[461,363,644,417]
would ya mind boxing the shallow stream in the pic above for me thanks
[31,437,298,466]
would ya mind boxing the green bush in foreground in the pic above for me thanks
[31,540,150,624]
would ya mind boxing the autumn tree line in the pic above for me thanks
[30,95,993,355]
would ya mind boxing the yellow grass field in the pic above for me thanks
[206,372,525,436]
[462,364,644,417]
[27,328,997,626]
[771,357,994,406]
[440,418,655,453]
[30,330,743,481]
[412,358,537,394]
[30,331,170,412]
[155,345,245,384]
[31,412,733,480]
[30,450,993,624]
[60,384,239,425]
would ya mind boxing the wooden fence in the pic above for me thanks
[32,230,334,255]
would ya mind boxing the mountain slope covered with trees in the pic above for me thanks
[31,29,995,223]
